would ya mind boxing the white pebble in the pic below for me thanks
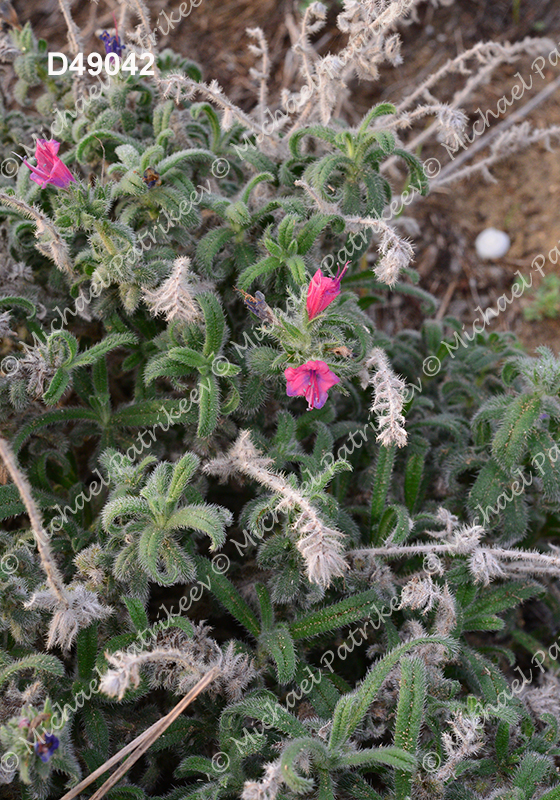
[475,228,511,260]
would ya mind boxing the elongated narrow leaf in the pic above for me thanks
[255,583,274,630]
[537,785,560,800]
[199,293,226,358]
[81,705,109,759]
[492,394,542,469]
[330,636,457,748]
[175,755,217,778]
[358,102,396,132]
[167,454,200,504]
[197,374,220,437]
[144,354,194,385]
[167,347,209,370]
[512,753,551,800]
[260,625,297,683]
[460,646,521,725]
[77,624,99,680]
[494,721,510,766]
[280,738,326,794]
[337,773,384,800]
[12,407,100,453]
[0,654,65,686]
[71,333,137,369]
[43,367,71,405]
[222,690,308,739]
[292,662,340,718]
[375,504,411,547]
[237,256,281,290]
[527,428,560,500]
[194,555,260,638]
[343,746,416,772]
[196,227,235,273]
[290,588,382,640]
[404,441,429,513]
[167,504,231,551]
[112,398,198,428]
[0,484,62,520]
[123,597,149,633]
[394,657,426,800]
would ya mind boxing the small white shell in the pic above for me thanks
[475,228,511,260]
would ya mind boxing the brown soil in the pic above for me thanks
[11,0,560,354]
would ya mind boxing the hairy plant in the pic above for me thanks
[0,2,560,800]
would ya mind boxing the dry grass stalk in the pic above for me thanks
[58,666,220,800]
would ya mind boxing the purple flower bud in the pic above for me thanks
[34,733,59,763]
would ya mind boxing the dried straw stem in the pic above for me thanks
[58,666,219,800]
[434,72,560,185]
[57,0,83,55]
[0,438,68,606]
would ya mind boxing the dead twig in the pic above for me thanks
[58,666,220,800]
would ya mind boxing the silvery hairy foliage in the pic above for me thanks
[0,1,560,799]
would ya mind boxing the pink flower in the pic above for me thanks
[24,140,76,189]
[306,261,349,320]
[284,360,340,409]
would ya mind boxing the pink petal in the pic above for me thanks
[25,161,51,186]
[36,139,60,158]
[306,264,349,320]
[285,365,311,397]
[306,269,324,320]
[49,161,76,187]
[305,375,325,408]
[24,153,75,188]
[285,360,340,409]
[317,371,340,393]
[310,360,340,392]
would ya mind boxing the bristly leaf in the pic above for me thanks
[197,374,220,437]
[194,555,260,638]
[491,394,542,468]
[167,453,200,504]
[0,654,65,686]
[76,624,99,680]
[370,444,395,527]
[393,657,426,800]
[123,597,149,634]
[260,625,297,683]
[290,589,382,641]
[330,636,458,748]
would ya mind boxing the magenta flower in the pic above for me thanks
[285,360,340,409]
[306,262,349,320]
[34,732,59,763]
[23,140,76,189]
